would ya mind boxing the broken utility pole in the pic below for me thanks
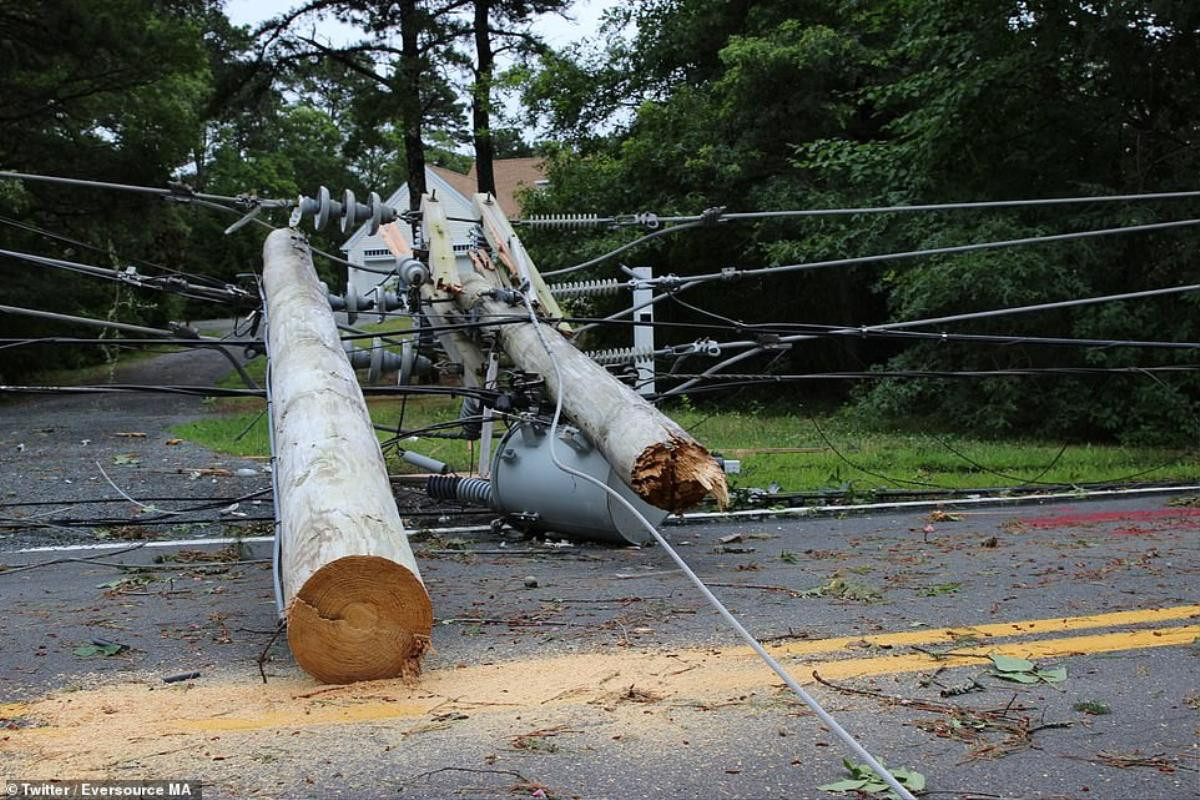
[262,228,432,684]
[452,194,729,512]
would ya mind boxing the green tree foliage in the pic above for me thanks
[0,0,213,377]
[518,0,1200,443]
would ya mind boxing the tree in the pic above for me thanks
[0,0,214,378]
[256,0,471,208]
[467,0,569,194]
[515,0,1200,442]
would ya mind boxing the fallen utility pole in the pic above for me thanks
[262,228,432,684]
[453,194,728,512]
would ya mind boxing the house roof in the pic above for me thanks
[467,157,546,218]
[341,158,547,252]
[429,164,477,204]
[432,157,547,217]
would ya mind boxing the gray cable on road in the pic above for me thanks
[510,265,917,799]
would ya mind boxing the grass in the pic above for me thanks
[177,348,1198,491]
[174,319,479,470]
[667,405,1197,493]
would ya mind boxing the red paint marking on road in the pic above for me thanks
[1023,508,1200,530]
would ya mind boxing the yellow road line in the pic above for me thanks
[3,610,1196,740]
[800,624,1200,681]
[767,603,1200,658]
[172,623,1200,733]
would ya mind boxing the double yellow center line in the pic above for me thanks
[1,605,1196,738]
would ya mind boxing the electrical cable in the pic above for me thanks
[808,414,951,490]
[660,282,1200,397]
[0,169,290,209]
[647,365,1200,390]
[0,246,250,304]
[0,213,231,289]
[0,383,500,401]
[510,255,918,800]
[642,217,1200,287]
[0,337,262,348]
[641,187,1200,225]
[557,314,1200,352]
[542,221,702,277]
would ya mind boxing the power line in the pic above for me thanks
[0,246,250,304]
[647,365,1200,394]
[649,187,1200,225]
[534,188,1200,278]
[0,169,289,210]
[525,187,1200,231]
[639,217,1200,287]
[541,221,702,277]
[661,282,1200,396]
[0,213,231,289]
[0,337,261,348]
[0,304,259,388]
[557,314,1200,352]
[0,383,500,401]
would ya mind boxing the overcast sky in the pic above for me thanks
[223,0,617,142]
[224,0,614,50]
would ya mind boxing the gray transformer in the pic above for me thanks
[426,421,668,545]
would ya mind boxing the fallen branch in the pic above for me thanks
[812,670,1069,760]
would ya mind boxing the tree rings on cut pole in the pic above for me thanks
[287,556,432,684]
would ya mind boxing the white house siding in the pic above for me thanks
[341,168,478,299]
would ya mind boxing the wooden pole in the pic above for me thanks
[262,228,432,684]
[463,194,727,512]
[456,273,729,513]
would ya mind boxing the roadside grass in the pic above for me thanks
[667,406,1197,493]
[173,394,469,469]
[174,318,476,470]
[178,353,1197,490]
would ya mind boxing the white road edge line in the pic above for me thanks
[13,483,1199,553]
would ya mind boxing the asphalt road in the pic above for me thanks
[0,348,1197,800]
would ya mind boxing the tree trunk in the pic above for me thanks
[399,0,426,209]
[472,0,497,196]
[262,228,432,684]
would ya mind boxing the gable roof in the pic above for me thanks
[340,158,547,252]
[429,164,476,203]
[466,157,546,218]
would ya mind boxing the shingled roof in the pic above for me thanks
[430,157,546,217]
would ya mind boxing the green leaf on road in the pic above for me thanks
[73,642,124,658]
[818,779,869,792]
[1035,665,1068,683]
[820,759,925,798]
[990,654,1035,672]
